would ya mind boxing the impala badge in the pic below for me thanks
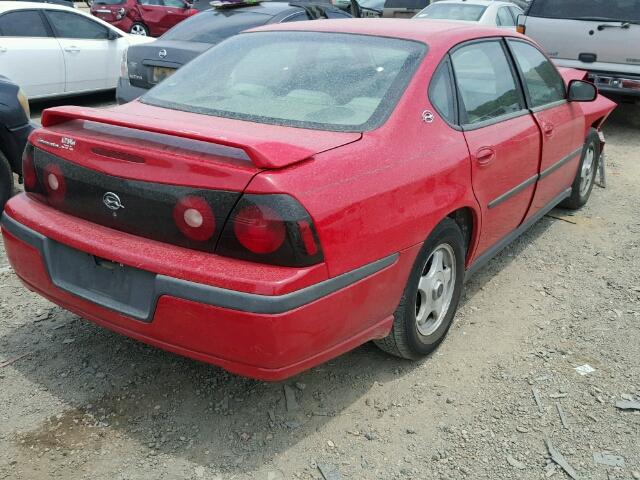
[422,110,434,123]
[103,192,125,211]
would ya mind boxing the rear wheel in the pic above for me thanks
[130,23,149,36]
[375,218,465,359]
[0,152,14,212]
[560,129,600,210]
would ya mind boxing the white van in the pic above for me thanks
[518,0,640,99]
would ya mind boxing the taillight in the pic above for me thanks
[43,163,66,203]
[217,194,323,267]
[173,195,216,242]
[22,143,39,192]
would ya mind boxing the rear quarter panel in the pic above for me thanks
[246,48,480,278]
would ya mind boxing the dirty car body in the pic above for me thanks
[1,20,616,380]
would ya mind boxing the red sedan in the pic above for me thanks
[1,20,615,380]
[90,0,197,36]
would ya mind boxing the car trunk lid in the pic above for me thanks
[126,40,212,89]
[27,103,360,252]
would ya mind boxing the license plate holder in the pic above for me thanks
[46,240,156,321]
[152,66,176,84]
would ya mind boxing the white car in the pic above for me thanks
[414,0,524,29]
[0,2,153,100]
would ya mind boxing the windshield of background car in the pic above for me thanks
[142,31,427,132]
[161,10,272,43]
[527,0,640,22]
[415,3,486,20]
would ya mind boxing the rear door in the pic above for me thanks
[158,0,192,33]
[0,9,65,99]
[136,0,171,34]
[44,10,121,92]
[506,39,585,218]
[450,39,541,256]
[523,0,640,75]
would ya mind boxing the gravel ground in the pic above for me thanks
[0,97,638,480]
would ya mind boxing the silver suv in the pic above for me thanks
[518,0,640,99]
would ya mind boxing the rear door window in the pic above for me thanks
[0,10,50,37]
[46,11,110,39]
[527,0,640,22]
[508,40,566,108]
[496,7,515,26]
[450,41,524,125]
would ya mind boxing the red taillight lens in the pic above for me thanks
[217,194,323,267]
[233,204,286,254]
[173,195,216,242]
[43,163,66,203]
[22,143,39,192]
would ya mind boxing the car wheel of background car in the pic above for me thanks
[560,128,600,210]
[0,151,14,212]
[130,23,149,36]
[375,217,465,360]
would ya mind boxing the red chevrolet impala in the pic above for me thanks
[1,20,615,380]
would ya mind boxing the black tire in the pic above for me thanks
[560,129,600,210]
[0,152,14,212]
[375,217,465,360]
[130,22,149,36]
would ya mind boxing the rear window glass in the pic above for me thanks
[142,31,426,132]
[384,0,429,9]
[161,10,271,43]
[415,3,487,21]
[528,0,640,23]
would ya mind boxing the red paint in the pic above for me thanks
[3,21,617,380]
[90,0,197,37]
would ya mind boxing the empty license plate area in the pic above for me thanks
[152,66,175,84]
[46,240,157,321]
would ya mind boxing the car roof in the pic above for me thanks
[429,0,516,7]
[0,0,75,12]
[206,1,340,15]
[249,17,521,47]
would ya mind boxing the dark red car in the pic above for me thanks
[1,20,615,380]
[91,0,197,36]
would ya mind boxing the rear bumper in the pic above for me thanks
[116,77,148,104]
[1,195,415,380]
[553,59,640,97]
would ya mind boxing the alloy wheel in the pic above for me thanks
[415,243,456,337]
[579,145,596,197]
[130,24,147,36]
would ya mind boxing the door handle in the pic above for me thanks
[543,122,555,137]
[475,147,496,166]
[64,46,80,53]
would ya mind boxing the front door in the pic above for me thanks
[0,10,65,99]
[506,39,586,218]
[44,10,119,92]
[450,40,541,257]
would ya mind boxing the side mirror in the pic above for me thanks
[568,79,597,102]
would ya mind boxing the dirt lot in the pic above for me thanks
[1,97,639,480]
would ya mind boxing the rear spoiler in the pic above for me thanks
[40,106,316,169]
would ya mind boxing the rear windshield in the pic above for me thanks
[384,0,429,9]
[142,31,426,132]
[161,10,271,43]
[528,0,640,23]
[415,3,486,21]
